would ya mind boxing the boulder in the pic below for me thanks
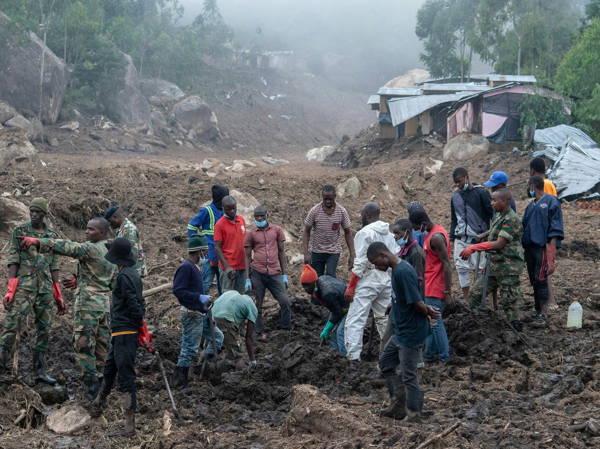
[443,133,490,161]
[283,385,369,437]
[336,176,361,199]
[172,96,219,141]
[46,404,91,435]
[0,101,18,124]
[306,145,336,162]
[0,197,30,239]
[0,128,37,169]
[150,111,167,132]
[230,189,260,225]
[422,158,444,179]
[0,12,68,124]
[100,52,151,126]
[3,114,42,141]
[140,78,185,105]
[261,156,289,166]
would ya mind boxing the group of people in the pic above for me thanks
[0,156,564,432]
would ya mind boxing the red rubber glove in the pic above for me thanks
[138,320,154,353]
[18,236,40,249]
[3,278,19,308]
[52,282,66,315]
[460,242,494,260]
[344,272,360,302]
[545,244,557,276]
[62,275,77,290]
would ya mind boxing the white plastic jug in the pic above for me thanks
[567,301,583,329]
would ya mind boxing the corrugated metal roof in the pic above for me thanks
[377,87,422,96]
[387,93,472,127]
[533,125,600,199]
[421,83,490,93]
[478,74,537,83]
[367,95,380,105]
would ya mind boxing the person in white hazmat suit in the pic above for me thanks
[344,202,398,362]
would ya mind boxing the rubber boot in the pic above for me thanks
[89,380,110,418]
[33,352,57,385]
[172,366,189,389]
[109,393,136,437]
[380,375,407,419]
[83,374,100,402]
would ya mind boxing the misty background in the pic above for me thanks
[181,0,428,92]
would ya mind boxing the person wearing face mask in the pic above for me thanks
[214,196,248,294]
[406,202,427,247]
[187,185,230,295]
[244,206,292,340]
[521,176,564,327]
[344,202,398,364]
[450,167,494,301]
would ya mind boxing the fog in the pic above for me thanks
[180,0,427,91]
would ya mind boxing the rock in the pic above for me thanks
[229,160,257,173]
[4,115,32,133]
[172,96,219,141]
[140,78,185,105]
[443,133,490,161]
[46,404,91,435]
[0,101,18,124]
[59,121,79,131]
[422,158,444,179]
[35,384,68,405]
[284,385,369,437]
[150,111,167,132]
[0,196,29,239]
[336,176,361,199]
[48,137,59,147]
[230,189,260,224]
[233,159,257,168]
[290,253,304,265]
[100,52,151,125]
[0,12,68,124]
[306,145,336,162]
[262,156,289,166]
[0,129,37,169]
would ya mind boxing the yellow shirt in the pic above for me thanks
[544,179,557,196]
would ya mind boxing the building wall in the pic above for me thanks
[381,123,396,139]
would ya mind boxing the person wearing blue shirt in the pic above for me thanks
[522,175,564,327]
[187,185,229,295]
[367,242,439,421]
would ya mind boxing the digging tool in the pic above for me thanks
[143,282,173,298]
[154,350,180,419]
[199,307,218,380]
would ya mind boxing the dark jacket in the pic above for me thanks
[110,266,145,332]
[312,275,347,325]
[522,194,564,248]
[450,185,494,239]
[172,259,205,311]
[400,241,425,295]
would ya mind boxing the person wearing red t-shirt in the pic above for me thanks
[409,209,453,364]
[214,196,248,294]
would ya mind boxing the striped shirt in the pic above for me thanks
[304,203,351,254]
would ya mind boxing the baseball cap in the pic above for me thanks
[483,171,509,188]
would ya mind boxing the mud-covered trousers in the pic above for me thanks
[250,271,292,332]
[469,274,522,321]
[73,309,110,380]
[524,245,549,313]
[0,289,54,356]
[102,334,138,411]
[177,309,224,367]
[379,336,424,413]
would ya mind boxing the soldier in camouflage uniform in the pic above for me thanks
[0,198,66,384]
[19,217,115,399]
[105,206,148,278]
[460,189,525,328]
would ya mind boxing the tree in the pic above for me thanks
[587,0,600,21]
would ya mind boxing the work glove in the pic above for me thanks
[3,278,19,308]
[52,282,66,315]
[18,236,40,250]
[62,275,77,290]
[460,241,494,260]
[344,272,360,302]
[281,274,289,289]
[198,294,211,313]
[545,243,557,276]
[319,321,335,341]
[245,278,252,292]
[138,320,155,353]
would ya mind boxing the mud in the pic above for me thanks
[0,146,599,449]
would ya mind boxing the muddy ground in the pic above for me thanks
[0,143,598,449]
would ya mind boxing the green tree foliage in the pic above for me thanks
[587,0,600,21]
[519,94,570,130]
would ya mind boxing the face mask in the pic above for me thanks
[255,219,268,228]
[396,238,407,247]
[529,190,536,198]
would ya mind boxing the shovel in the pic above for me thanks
[154,350,180,419]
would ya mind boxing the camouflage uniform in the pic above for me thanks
[469,208,525,321]
[0,222,59,356]
[39,238,114,379]
[117,218,147,278]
